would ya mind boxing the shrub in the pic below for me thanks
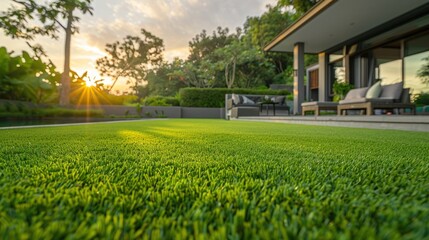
[179,88,289,108]
[3,101,18,112]
[143,96,180,106]
[35,108,104,118]
[414,92,429,106]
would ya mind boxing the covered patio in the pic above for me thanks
[264,0,429,116]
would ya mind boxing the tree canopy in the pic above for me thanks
[96,28,165,97]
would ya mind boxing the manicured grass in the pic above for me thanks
[0,119,428,239]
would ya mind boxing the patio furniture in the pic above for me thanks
[337,82,416,115]
[231,106,260,118]
[302,101,338,116]
[260,102,278,115]
[226,94,290,118]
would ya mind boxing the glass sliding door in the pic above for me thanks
[404,33,429,101]
[372,41,402,86]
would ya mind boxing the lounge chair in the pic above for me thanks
[337,82,415,115]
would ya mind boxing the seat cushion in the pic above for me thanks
[344,87,369,100]
[242,95,255,104]
[339,98,367,104]
[302,101,338,107]
[232,94,241,105]
[273,96,285,105]
[380,82,403,100]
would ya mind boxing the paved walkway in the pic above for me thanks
[234,115,429,132]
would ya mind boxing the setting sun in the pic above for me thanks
[85,79,96,87]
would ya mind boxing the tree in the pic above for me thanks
[96,28,164,96]
[188,27,240,62]
[183,27,243,88]
[145,58,187,96]
[0,0,94,105]
[214,40,245,88]
[243,2,318,85]
[417,56,429,86]
[214,39,276,88]
[243,5,295,84]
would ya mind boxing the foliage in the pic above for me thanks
[417,56,429,86]
[0,46,60,103]
[243,5,296,85]
[178,26,279,89]
[34,108,104,118]
[0,102,104,118]
[143,96,180,107]
[333,81,353,102]
[242,1,318,85]
[213,40,276,88]
[277,0,319,14]
[413,92,429,106]
[96,28,165,95]
[181,27,242,88]
[0,120,428,239]
[188,27,240,62]
[145,58,188,96]
[0,0,94,105]
[179,88,289,108]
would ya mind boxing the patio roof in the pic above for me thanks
[264,0,429,54]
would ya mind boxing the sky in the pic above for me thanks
[0,0,276,92]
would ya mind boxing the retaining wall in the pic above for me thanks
[0,100,225,119]
[74,105,225,119]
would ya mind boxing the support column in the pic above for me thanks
[293,42,305,115]
[318,52,328,102]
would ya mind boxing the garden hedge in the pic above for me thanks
[179,88,289,108]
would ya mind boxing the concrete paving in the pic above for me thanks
[234,115,429,132]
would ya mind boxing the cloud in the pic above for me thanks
[82,0,276,60]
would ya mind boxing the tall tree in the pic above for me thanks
[96,28,164,95]
[243,5,295,84]
[188,27,240,62]
[0,0,94,106]
[184,27,242,88]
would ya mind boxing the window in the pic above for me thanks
[373,42,402,85]
[328,50,345,99]
[404,33,429,100]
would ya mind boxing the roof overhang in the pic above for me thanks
[264,0,429,54]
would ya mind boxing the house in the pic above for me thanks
[264,0,429,114]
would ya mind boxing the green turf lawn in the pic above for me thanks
[0,119,428,239]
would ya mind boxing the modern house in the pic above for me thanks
[264,0,429,115]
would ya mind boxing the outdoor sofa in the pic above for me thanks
[226,94,290,118]
[337,82,415,115]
